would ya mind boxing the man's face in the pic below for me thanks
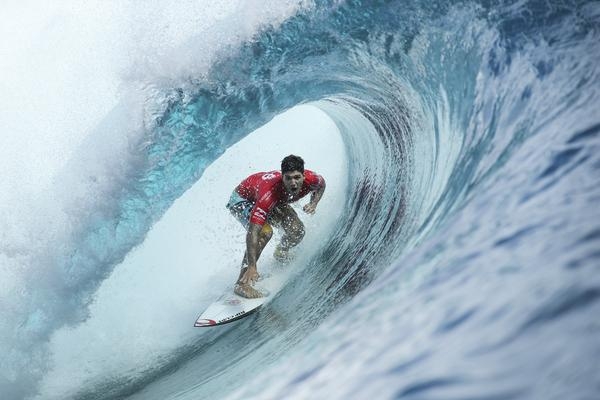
[282,170,304,195]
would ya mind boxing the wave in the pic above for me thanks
[2,0,599,399]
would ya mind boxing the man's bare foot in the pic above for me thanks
[234,283,263,299]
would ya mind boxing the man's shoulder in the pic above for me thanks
[304,170,325,185]
[245,170,281,182]
[253,171,282,191]
[260,170,282,180]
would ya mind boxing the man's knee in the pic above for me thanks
[260,223,273,242]
[288,219,305,242]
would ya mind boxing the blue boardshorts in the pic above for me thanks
[226,191,255,230]
[226,190,296,232]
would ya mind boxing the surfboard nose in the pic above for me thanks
[194,319,217,327]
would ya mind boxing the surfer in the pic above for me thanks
[226,155,326,298]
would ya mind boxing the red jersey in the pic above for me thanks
[235,170,325,225]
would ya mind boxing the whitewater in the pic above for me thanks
[1,1,599,399]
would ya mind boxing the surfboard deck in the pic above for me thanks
[194,265,289,327]
[194,291,267,327]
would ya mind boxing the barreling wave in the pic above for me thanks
[2,0,599,399]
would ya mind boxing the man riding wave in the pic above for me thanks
[226,155,326,298]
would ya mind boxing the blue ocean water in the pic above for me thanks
[2,0,599,399]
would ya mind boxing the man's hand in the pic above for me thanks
[239,265,260,285]
[303,202,317,214]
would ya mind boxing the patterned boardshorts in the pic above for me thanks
[226,191,256,230]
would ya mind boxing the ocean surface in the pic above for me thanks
[1,1,599,399]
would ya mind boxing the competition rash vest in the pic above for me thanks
[235,170,326,225]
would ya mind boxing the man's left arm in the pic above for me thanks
[303,175,326,214]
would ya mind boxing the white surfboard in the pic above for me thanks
[194,264,289,327]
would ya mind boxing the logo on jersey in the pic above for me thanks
[261,172,277,181]
[254,207,268,222]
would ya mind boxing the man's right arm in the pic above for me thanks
[239,223,262,284]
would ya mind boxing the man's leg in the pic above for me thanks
[237,223,273,281]
[270,204,305,262]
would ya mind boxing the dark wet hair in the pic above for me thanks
[281,155,305,173]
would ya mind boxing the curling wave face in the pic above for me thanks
[2,0,600,399]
